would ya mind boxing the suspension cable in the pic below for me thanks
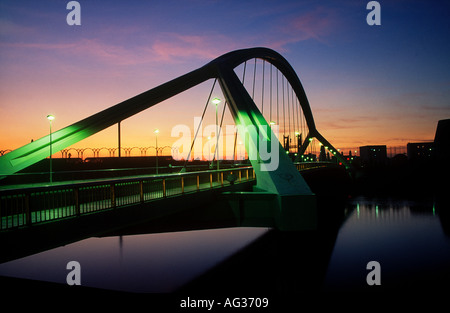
[282,75,285,137]
[261,60,265,114]
[252,58,257,100]
[269,63,272,123]
[276,68,279,126]
[287,81,291,152]
[296,96,301,153]
[212,99,228,162]
[182,78,217,171]
[292,87,297,151]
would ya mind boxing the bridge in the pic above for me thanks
[0,47,351,241]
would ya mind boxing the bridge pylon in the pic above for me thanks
[216,56,316,231]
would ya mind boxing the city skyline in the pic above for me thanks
[1,1,449,156]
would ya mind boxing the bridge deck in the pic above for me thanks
[0,166,256,231]
[0,162,338,232]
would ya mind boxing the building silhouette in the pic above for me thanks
[359,145,387,166]
[407,142,435,162]
[435,119,450,163]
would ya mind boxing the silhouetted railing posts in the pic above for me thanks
[2,168,257,230]
[162,179,166,198]
[25,192,31,226]
[110,184,116,208]
[139,181,144,203]
[74,187,80,216]
[0,163,337,231]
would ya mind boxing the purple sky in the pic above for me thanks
[1,0,449,156]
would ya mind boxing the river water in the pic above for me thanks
[0,195,449,294]
[324,195,450,291]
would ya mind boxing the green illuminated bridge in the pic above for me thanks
[0,47,352,238]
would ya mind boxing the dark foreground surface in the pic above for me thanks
[1,162,449,311]
[2,193,449,311]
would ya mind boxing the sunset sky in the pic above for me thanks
[0,0,449,158]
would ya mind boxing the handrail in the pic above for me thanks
[0,166,256,231]
[0,161,338,194]
[0,162,341,231]
[0,166,254,193]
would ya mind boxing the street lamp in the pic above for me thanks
[295,131,300,153]
[47,114,55,183]
[154,128,159,174]
[207,136,211,162]
[238,141,243,161]
[211,97,221,171]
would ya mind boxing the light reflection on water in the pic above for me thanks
[0,227,270,293]
[324,197,450,290]
[1,196,449,293]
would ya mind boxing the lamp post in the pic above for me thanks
[118,121,121,157]
[295,131,300,153]
[154,129,159,174]
[239,141,243,161]
[207,136,211,162]
[47,114,55,183]
[211,97,221,171]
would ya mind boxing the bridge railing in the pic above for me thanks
[0,166,256,231]
[294,161,338,171]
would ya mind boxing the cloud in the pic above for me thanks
[319,114,381,130]
[71,39,147,65]
[150,33,240,62]
[0,18,36,38]
[419,104,450,112]
[263,6,341,50]
[288,7,337,40]
[0,3,342,68]
[0,31,244,67]
[0,38,152,66]
[0,41,76,50]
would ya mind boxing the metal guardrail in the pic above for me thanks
[295,162,335,171]
[0,166,256,231]
[0,162,339,231]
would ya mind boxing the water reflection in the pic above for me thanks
[0,196,347,295]
[2,195,447,294]
[0,227,270,293]
[324,196,450,291]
